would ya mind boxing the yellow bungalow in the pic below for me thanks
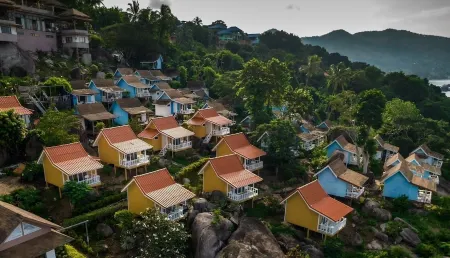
[37,142,103,197]
[121,168,195,220]
[282,180,353,237]
[212,133,266,172]
[93,125,152,179]
[138,116,194,157]
[187,108,233,144]
[199,154,263,202]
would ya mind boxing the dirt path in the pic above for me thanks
[0,177,24,195]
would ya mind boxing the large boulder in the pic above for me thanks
[362,199,392,221]
[0,42,35,76]
[209,190,227,203]
[366,240,383,250]
[217,217,285,258]
[96,223,113,238]
[351,232,363,246]
[193,198,214,213]
[400,228,421,247]
[191,212,234,258]
[300,243,324,258]
[277,233,301,252]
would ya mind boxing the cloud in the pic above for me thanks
[149,0,171,9]
[286,4,300,11]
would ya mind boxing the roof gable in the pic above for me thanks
[133,168,175,193]
[0,96,33,115]
[151,116,179,131]
[96,125,137,145]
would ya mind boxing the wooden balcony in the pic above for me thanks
[346,186,364,199]
[120,155,150,168]
[244,160,263,171]
[317,216,347,236]
[227,186,258,202]
[212,127,230,136]
[168,141,192,151]
[417,190,432,204]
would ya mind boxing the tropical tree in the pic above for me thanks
[284,87,313,120]
[179,66,188,87]
[120,209,189,257]
[211,20,226,26]
[380,98,423,139]
[63,181,92,208]
[37,109,80,146]
[326,62,352,93]
[127,0,141,22]
[0,110,27,162]
[300,55,322,86]
[192,16,202,26]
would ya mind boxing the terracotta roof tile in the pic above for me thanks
[297,181,353,222]
[129,168,195,208]
[208,155,263,188]
[137,128,159,139]
[41,142,103,175]
[151,116,179,131]
[100,125,137,144]
[0,96,33,115]
[218,133,266,159]
[189,108,233,126]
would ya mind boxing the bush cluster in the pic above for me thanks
[73,192,126,215]
[63,202,126,227]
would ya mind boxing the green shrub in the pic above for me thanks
[322,238,344,258]
[90,34,104,49]
[73,192,126,215]
[415,243,438,257]
[385,221,403,238]
[102,165,113,176]
[440,242,450,256]
[63,202,126,226]
[169,80,181,89]
[114,210,134,229]
[391,195,410,213]
[287,245,310,258]
[90,64,99,75]
[386,246,411,258]
[211,209,222,225]
[175,157,208,187]
[21,162,44,182]
[5,188,46,216]
[64,244,86,258]
[105,72,114,79]
[95,122,105,132]
[267,223,295,236]
[63,181,92,207]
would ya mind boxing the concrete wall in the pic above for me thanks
[17,29,56,52]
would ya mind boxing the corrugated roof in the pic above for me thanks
[136,70,157,80]
[121,76,150,89]
[325,159,368,187]
[155,82,172,90]
[70,80,88,90]
[173,97,195,104]
[58,8,91,21]
[413,144,444,160]
[128,168,195,208]
[411,176,437,192]
[208,155,263,188]
[297,181,353,222]
[161,127,194,139]
[116,98,152,115]
[187,81,205,90]
[42,142,103,175]
[116,68,134,76]
[218,133,266,159]
[334,135,361,154]
[164,89,184,99]
[0,96,33,115]
[113,139,152,154]
[188,108,232,126]
[77,103,115,121]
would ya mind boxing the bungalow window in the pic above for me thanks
[0,26,11,34]
[15,17,22,26]
[127,153,137,161]
[233,187,245,194]
[31,19,38,30]
[4,222,41,242]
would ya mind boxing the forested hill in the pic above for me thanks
[302,29,450,79]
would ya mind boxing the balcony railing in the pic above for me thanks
[349,155,362,165]
[227,186,258,202]
[433,160,443,168]
[212,127,230,136]
[244,160,263,171]
[164,207,185,221]
[178,109,195,115]
[417,190,432,204]
[102,95,121,102]
[168,141,192,151]
[120,155,150,168]
[136,91,152,98]
[346,186,364,199]
[67,175,101,186]
[318,218,347,236]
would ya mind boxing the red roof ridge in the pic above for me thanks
[133,168,169,179]
[43,141,82,150]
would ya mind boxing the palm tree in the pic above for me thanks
[192,16,202,26]
[299,55,322,86]
[127,0,141,22]
[326,62,352,93]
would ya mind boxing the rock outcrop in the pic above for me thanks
[191,212,234,258]
[362,199,392,221]
[400,228,421,247]
[217,217,285,258]
[0,42,35,76]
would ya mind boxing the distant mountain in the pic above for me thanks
[302,29,450,79]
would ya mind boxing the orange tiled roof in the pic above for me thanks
[41,142,103,175]
[137,128,159,139]
[208,155,263,188]
[97,126,152,154]
[0,96,33,115]
[219,133,266,159]
[127,168,195,208]
[296,180,353,222]
[138,116,183,139]
[188,108,232,126]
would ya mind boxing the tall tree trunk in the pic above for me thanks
[362,151,370,174]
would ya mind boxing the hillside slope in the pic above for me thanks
[302,29,450,79]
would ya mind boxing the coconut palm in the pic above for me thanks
[326,62,352,93]
[127,0,141,22]
[192,16,202,26]
[299,55,322,86]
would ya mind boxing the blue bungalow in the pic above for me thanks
[374,135,399,161]
[381,161,436,204]
[116,76,152,99]
[135,70,159,85]
[88,79,124,103]
[113,68,134,82]
[316,120,332,132]
[153,89,195,117]
[111,98,152,125]
[325,135,362,166]
[410,144,444,168]
[140,54,163,70]
[70,80,96,107]
[300,121,316,133]
[406,154,441,184]
[148,82,172,100]
[315,158,368,199]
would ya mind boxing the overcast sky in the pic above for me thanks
[102,0,450,37]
